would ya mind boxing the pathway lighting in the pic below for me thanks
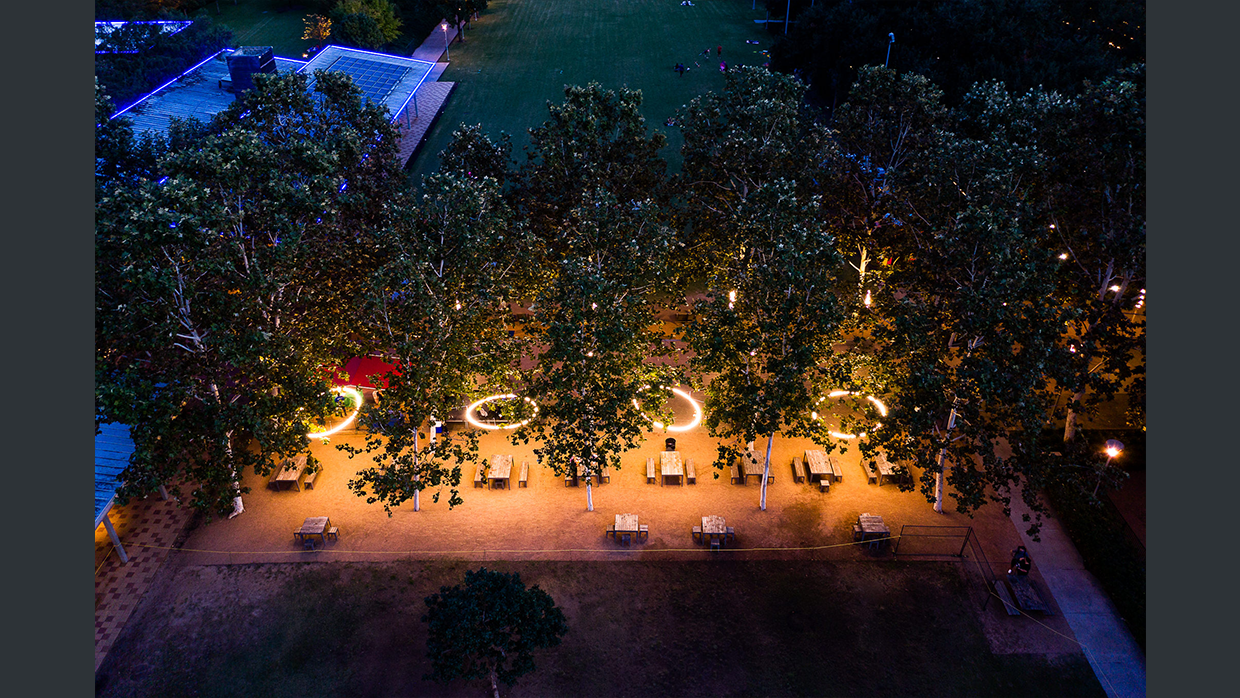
[441,22,449,61]
[1096,439,1124,496]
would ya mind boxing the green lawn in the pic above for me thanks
[96,559,1106,697]
[408,0,779,181]
[206,0,320,59]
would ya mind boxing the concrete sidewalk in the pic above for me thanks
[411,24,458,63]
[1010,493,1146,698]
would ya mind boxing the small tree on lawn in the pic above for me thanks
[423,567,568,698]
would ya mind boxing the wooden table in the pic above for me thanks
[701,515,726,544]
[858,514,891,546]
[273,454,308,491]
[294,516,330,549]
[660,451,684,486]
[489,454,514,489]
[739,450,765,483]
[615,513,639,545]
[804,450,832,483]
[874,452,905,486]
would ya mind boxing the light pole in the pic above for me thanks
[785,0,791,35]
[441,21,449,61]
[1095,439,1124,496]
[885,32,895,68]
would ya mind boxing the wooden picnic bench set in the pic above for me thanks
[605,513,649,545]
[292,516,339,550]
[474,455,531,489]
[692,515,735,551]
[268,454,323,492]
[647,451,695,486]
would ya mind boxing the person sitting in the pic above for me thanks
[1009,545,1032,576]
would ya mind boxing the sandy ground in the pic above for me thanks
[161,388,1080,657]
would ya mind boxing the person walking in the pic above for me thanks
[717,45,722,56]
[719,61,727,73]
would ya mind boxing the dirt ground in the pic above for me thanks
[96,558,1103,698]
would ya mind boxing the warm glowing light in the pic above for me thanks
[307,386,363,438]
[1049,224,1056,229]
[1059,253,1069,260]
[591,303,598,309]
[728,289,736,309]
[864,290,872,306]
[586,351,594,357]
[1105,447,1121,458]
[1109,285,1121,292]
[812,391,888,439]
[464,394,539,430]
[633,386,703,432]
[1069,345,1077,353]
[455,301,461,310]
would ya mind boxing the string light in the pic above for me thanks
[306,386,363,438]
[464,394,539,430]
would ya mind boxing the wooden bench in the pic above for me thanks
[646,458,656,484]
[830,458,844,482]
[268,459,286,489]
[692,525,702,543]
[725,527,735,544]
[993,580,1021,616]
[729,463,742,484]
[686,459,696,484]
[605,524,616,539]
[791,457,806,483]
[819,477,830,493]
[519,460,529,487]
[601,464,612,483]
[853,524,864,542]
[326,526,339,542]
[302,466,320,490]
[475,465,486,488]
[565,470,574,487]
[862,459,879,485]
[638,524,649,542]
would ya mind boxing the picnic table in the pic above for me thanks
[488,454,514,489]
[804,450,832,483]
[660,451,685,486]
[739,450,765,483]
[873,453,898,486]
[857,513,891,548]
[294,516,331,549]
[614,513,640,545]
[702,515,727,543]
[272,454,308,491]
[1007,575,1052,614]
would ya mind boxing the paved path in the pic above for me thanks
[412,24,459,63]
[1009,492,1146,698]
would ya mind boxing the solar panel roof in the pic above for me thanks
[299,45,434,121]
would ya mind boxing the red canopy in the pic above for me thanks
[332,356,400,389]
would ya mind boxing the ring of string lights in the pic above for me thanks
[632,385,703,432]
[464,394,540,430]
[811,390,888,439]
[307,386,364,438]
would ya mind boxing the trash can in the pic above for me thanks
[665,437,676,451]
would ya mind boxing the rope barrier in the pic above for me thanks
[113,535,901,557]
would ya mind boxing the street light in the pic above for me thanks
[885,32,895,68]
[441,21,449,61]
[1095,439,1124,496]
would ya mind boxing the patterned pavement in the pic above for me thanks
[94,494,195,673]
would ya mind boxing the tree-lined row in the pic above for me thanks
[96,62,1143,533]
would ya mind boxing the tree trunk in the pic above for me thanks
[1062,389,1085,443]
[210,381,246,519]
[586,478,594,511]
[933,402,958,514]
[759,433,774,511]
[490,665,500,698]
[413,429,421,511]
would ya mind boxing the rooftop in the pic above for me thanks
[95,423,134,527]
[298,45,434,124]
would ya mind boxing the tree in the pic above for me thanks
[511,190,681,511]
[302,14,332,48]
[95,16,234,111]
[686,181,849,510]
[96,70,405,518]
[512,83,669,251]
[332,10,387,50]
[675,66,829,279]
[423,568,568,698]
[341,171,534,513]
[333,0,403,44]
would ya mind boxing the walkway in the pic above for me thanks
[1009,493,1146,698]
[94,492,196,672]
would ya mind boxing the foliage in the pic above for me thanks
[95,70,405,517]
[437,123,514,185]
[302,14,333,46]
[333,0,403,44]
[340,172,534,513]
[512,83,669,252]
[686,181,849,501]
[423,567,568,697]
[511,190,681,489]
[331,10,387,50]
[768,0,1146,112]
[95,15,234,110]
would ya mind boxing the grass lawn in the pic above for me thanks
[408,0,779,181]
[205,0,320,59]
[96,559,1105,697]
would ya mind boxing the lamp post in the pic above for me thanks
[885,32,895,68]
[1095,439,1124,496]
[441,21,449,61]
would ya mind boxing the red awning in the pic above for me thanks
[332,356,400,389]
